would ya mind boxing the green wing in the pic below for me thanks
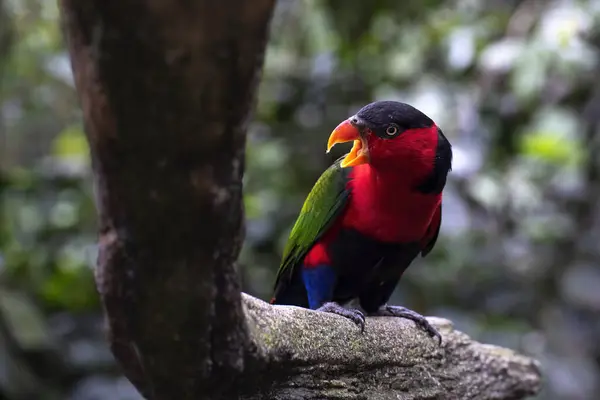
[273,156,351,293]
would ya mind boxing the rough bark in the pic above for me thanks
[57,1,542,399]
[58,1,275,398]
[244,294,540,400]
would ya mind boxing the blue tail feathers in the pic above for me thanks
[301,265,336,309]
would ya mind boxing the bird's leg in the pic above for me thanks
[369,305,442,344]
[317,302,365,332]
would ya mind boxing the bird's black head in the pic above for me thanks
[353,101,435,139]
[327,100,447,172]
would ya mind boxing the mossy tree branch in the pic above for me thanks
[244,294,540,399]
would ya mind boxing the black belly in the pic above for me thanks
[328,228,421,311]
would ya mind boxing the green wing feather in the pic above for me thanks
[273,156,351,292]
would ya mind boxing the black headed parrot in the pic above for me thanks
[270,100,452,343]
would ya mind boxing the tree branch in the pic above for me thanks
[244,294,540,400]
[58,1,542,399]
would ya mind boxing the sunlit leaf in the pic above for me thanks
[51,125,89,158]
[520,131,583,166]
[41,266,98,311]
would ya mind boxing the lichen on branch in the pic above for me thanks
[243,294,541,400]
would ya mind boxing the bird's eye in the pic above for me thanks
[386,125,399,136]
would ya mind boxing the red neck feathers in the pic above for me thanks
[368,126,439,182]
[341,126,442,243]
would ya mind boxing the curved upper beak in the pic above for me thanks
[326,117,370,168]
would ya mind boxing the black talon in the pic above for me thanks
[370,305,442,345]
[317,302,366,332]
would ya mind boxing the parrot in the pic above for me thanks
[270,100,452,343]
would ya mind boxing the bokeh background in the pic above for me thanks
[2,0,600,399]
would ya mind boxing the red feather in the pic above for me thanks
[303,229,336,267]
[421,203,442,250]
[342,126,442,243]
[302,125,443,267]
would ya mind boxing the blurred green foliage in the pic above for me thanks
[2,0,600,399]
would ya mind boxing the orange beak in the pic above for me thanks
[326,119,369,168]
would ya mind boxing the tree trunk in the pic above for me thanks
[57,1,542,399]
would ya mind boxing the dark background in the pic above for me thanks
[1,1,599,399]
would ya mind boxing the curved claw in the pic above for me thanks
[415,317,442,346]
[370,305,443,346]
[317,302,366,332]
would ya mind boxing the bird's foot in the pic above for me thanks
[370,305,442,345]
[317,302,365,332]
